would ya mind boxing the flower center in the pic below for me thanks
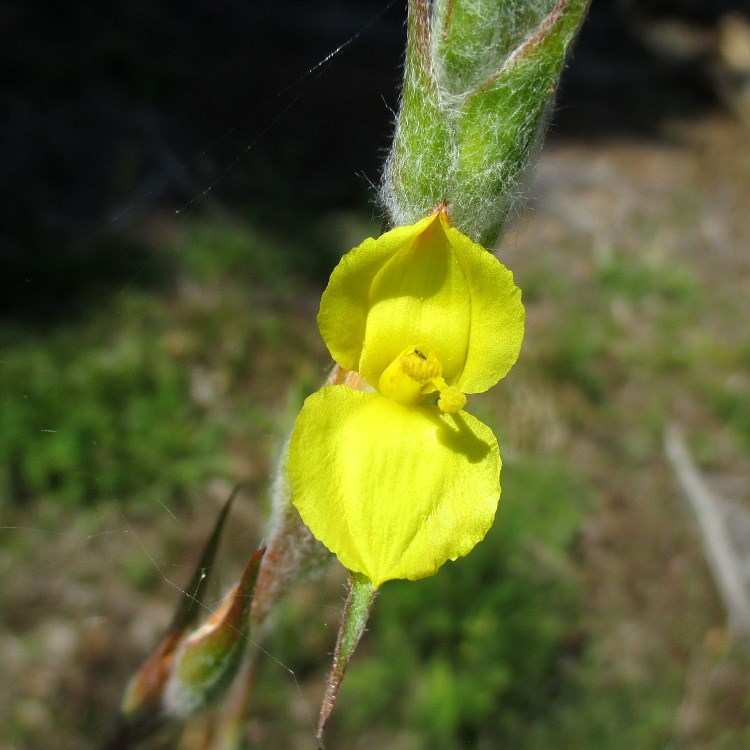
[378,347,467,413]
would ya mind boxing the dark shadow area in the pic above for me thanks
[2,0,405,321]
[2,0,747,321]
[553,0,748,139]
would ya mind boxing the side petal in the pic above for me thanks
[440,213,525,393]
[317,215,437,374]
[287,386,501,588]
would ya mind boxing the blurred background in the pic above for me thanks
[2,0,750,747]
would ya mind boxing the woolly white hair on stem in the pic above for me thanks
[250,439,331,628]
[381,0,589,248]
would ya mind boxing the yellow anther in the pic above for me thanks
[400,349,442,384]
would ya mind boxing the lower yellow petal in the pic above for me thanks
[287,386,501,588]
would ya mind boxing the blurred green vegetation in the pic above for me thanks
[335,459,589,749]
[255,458,589,750]
[0,212,363,512]
[0,293,226,509]
[260,453,736,750]
[3,175,750,747]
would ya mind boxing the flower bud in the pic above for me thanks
[163,549,264,718]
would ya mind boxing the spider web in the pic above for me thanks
[0,3,399,748]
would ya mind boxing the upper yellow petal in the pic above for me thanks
[317,211,524,394]
[359,213,471,388]
[287,385,501,588]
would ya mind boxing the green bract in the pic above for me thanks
[288,211,524,588]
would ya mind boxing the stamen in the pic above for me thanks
[378,347,467,412]
[431,377,467,413]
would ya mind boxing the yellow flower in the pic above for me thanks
[288,210,524,588]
